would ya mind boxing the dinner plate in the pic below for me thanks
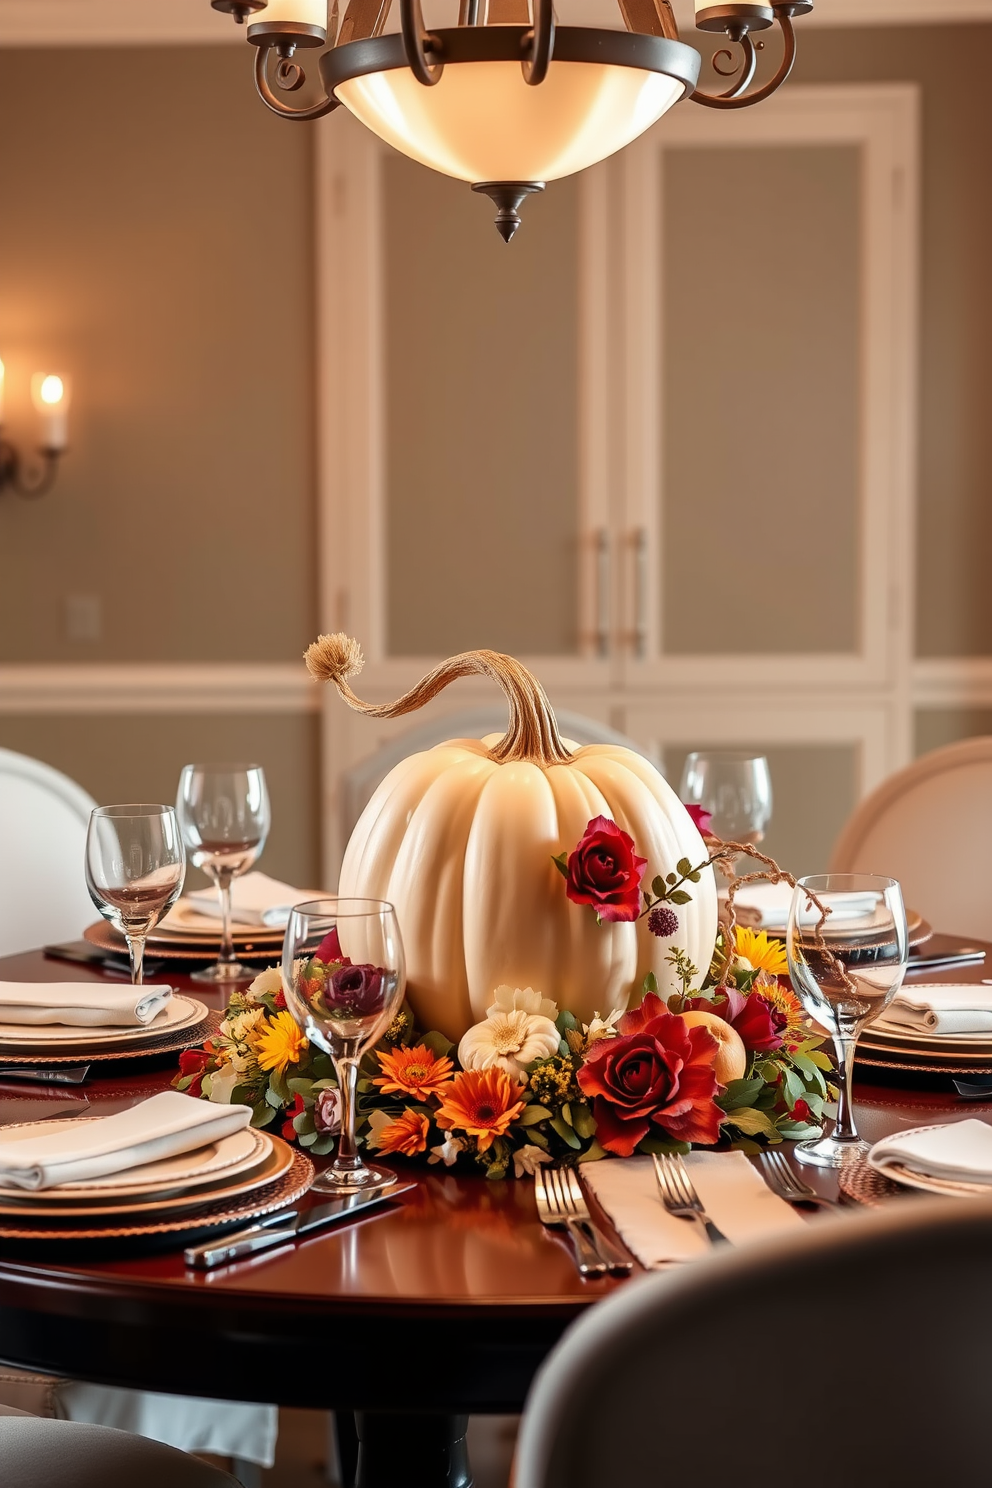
[0,1122,269,1202]
[0,1129,294,1220]
[158,901,286,942]
[867,1126,992,1196]
[84,922,278,965]
[0,994,208,1052]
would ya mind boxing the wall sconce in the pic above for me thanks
[0,362,71,499]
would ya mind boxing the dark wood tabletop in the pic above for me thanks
[0,936,988,1484]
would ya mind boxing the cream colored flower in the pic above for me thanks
[206,1066,240,1104]
[512,1144,552,1179]
[365,1109,395,1150]
[428,1134,465,1167]
[458,999,560,1082]
[490,985,559,1021]
[582,1009,623,1044]
[221,1007,267,1043]
[246,966,283,1003]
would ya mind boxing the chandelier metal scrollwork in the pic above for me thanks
[211,0,813,237]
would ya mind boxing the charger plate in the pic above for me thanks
[84,922,277,965]
[842,1142,992,1204]
[0,1010,220,1068]
[0,995,208,1053]
[0,1138,312,1241]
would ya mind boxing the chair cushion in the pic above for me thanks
[0,1416,242,1487]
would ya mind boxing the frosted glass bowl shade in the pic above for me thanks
[321,28,700,184]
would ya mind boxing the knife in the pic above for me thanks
[184,1181,416,1268]
[0,1065,91,1085]
[905,948,986,972]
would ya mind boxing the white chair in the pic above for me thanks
[829,737,992,940]
[340,706,658,845]
[0,747,97,955]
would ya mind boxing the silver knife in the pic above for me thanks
[0,1065,91,1085]
[184,1181,415,1269]
[906,949,986,971]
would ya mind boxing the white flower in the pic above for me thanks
[582,1008,624,1044]
[221,1007,266,1043]
[513,1144,552,1179]
[246,966,283,1003]
[491,984,559,1021]
[205,1065,240,1104]
[365,1109,394,1150]
[458,996,560,1082]
[428,1135,465,1167]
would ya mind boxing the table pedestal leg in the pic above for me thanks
[353,1412,472,1488]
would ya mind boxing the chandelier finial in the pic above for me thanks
[472,182,545,243]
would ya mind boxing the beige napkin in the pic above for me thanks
[0,981,172,1028]
[869,1119,992,1184]
[733,881,878,933]
[0,1090,251,1191]
[583,1151,805,1266]
[874,984,992,1036]
[183,872,320,929]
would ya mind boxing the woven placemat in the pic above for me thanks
[0,1011,221,1068]
[85,922,277,966]
[839,1153,907,1207]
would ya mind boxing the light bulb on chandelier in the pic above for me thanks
[210,0,812,239]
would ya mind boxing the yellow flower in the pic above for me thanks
[255,1010,308,1075]
[734,926,789,978]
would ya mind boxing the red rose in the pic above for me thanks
[178,1046,211,1099]
[686,988,783,1055]
[576,993,724,1155]
[565,815,647,923]
[684,804,713,835]
[315,926,347,964]
[281,1092,306,1143]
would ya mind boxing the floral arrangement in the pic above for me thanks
[175,816,834,1178]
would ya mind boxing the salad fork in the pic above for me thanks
[652,1152,730,1247]
[552,1166,633,1274]
[534,1166,606,1277]
[759,1149,839,1209]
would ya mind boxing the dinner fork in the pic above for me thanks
[758,1148,839,1210]
[552,1166,633,1274]
[652,1152,730,1247]
[534,1166,607,1277]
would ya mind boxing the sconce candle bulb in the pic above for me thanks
[31,372,70,452]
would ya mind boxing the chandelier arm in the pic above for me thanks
[0,441,60,500]
[521,0,555,84]
[690,11,796,109]
[400,0,444,85]
[708,34,757,98]
[253,41,340,119]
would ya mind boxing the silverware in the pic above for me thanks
[549,1166,632,1274]
[0,1065,90,1085]
[534,1166,607,1277]
[185,1181,415,1269]
[906,948,986,972]
[758,1148,839,1209]
[652,1152,730,1246]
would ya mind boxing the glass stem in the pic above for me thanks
[125,933,145,987]
[332,1056,362,1174]
[830,1029,860,1143]
[216,872,236,969]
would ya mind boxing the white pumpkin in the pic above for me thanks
[307,635,718,1043]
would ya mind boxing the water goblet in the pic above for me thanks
[282,897,406,1195]
[176,762,271,983]
[787,872,909,1169]
[85,804,186,986]
[679,750,773,846]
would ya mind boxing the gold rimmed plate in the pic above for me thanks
[84,922,277,965]
[0,995,209,1053]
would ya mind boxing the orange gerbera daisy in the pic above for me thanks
[374,1109,430,1157]
[757,975,808,1049]
[374,1043,454,1102]
[255,1010,308,1076]
[435,1067,526,1153]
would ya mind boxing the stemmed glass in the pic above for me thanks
[176,763,271,984]
[85,804,186,986]
[282,897,406,1195]
[787,872,909,1169]
[679,751,773,845]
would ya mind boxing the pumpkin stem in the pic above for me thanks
[305,633,575,767]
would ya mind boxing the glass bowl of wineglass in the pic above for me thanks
[679,750,773,847]
[787,872,909,1168]
[176,762,271,983]
[282,897,406,1195]
[85,804,186,985]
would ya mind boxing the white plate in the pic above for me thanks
[0,994,208,1051]
[159,900,286,939]
[0,1121,269,1201]
[868,1125,992,1196]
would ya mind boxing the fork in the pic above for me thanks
[759,1148,839,1210]
[652,1152,730,1247]
[551,1167,633,1274]
[534,1166,607,1277]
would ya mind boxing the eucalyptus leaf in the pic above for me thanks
[571,1104,597,1139]
[519,1104,551,1127]
[550,1115,582,1149]
[287,1077,315,1097]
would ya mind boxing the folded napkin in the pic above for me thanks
[583,1151,805,1266]
[0,1090,251,1191]
[733,881,879,932]
[0,981,172,1028]
[875,983,992,1036]
[185,872,319,929]
[869,1119,992,1184]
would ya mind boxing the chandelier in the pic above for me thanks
[210,0,812,238]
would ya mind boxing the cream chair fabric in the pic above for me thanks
[0,747,97,956]
[829,737,992,941]
[0,1407,243,1488]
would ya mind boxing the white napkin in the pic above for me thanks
[0,1090,251,1191]
[874,983,992,1036]
[869,1119,992,1184]
[583,1151,805,1266]
[733,881,879,932]
[184,872,319,929]
[0,981,173,1028]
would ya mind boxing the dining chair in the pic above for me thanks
[514,1196,992,1488]
[0,746,97,956]
[0,1403,243,1486]
[829,735,992,940]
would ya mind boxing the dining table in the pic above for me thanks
[0,936,989,1488]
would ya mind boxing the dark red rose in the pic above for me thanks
[576,993,724,1156]
[315,926,347,964]
[686,988,783,1055]
[565,815,648,923]
[683,803,713,835]
[179,1046,210,1098]
[281,1092,306,1143]
[329,962,385,1017]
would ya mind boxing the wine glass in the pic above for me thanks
[679,751,773,845]
[787,872,909,1169]
[176,763,271,984]
[282,897,406,1195]
[85,804,186,986]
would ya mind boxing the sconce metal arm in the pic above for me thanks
[0,439,61,500]
[253,41,340,119]
[690,9,796,109]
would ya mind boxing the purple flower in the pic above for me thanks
[647,904,679,938]
[328,962,385,1017]
[314,1087,342,1134]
